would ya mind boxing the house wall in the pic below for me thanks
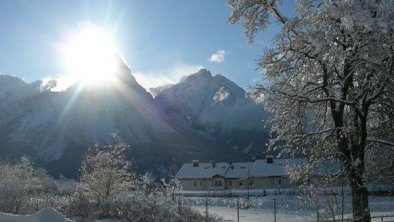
[250,176,291,189]
[179,179,212,191]
[179,176,293,191]
[212,176,225,190]
[225,179,241,190]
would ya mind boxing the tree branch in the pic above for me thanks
[268,1,288,24]
[273,89,357,106]
[367,138,394,147]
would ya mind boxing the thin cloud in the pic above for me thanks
[208,50,226,64]
[41,63,204,92]
[133,63,204,90]
[40,75,78,92]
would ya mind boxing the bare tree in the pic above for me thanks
[227,0,394,221]
[72,142,134,218]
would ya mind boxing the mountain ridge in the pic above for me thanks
[0,61,269,177]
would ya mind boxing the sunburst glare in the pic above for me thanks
[60,24,119,86]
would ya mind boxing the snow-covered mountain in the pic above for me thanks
[153,69,270,158]
[0,61,269,177]
[154,69,266,131]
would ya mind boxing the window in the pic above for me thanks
[193,180,197,186]
[271,178,275,185]
[214,180,222,186]
[199,180,203,186]
[279,178,282,185]
[229,180,233,186]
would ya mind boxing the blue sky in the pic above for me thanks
[0,0,293,90]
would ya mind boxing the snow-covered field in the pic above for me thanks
[0,194,392,222]
[186,195,394,222]
[0,208,72,222]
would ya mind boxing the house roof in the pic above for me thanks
[249,158,304,177]
[225,162,253,179]
[175,158,305,179]
[175,162,229,179]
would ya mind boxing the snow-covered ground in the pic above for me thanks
[0,208,72,222]
[186,195,394,222]
[0,194,392,222]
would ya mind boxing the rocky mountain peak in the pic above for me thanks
[0,75,27,89]
[180,68,212,85]
[113,54,138,85]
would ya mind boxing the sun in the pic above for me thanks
[61,24,119,85]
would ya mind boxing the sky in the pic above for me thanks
[0,0,294,90]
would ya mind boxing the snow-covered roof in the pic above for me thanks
[176,162,229,179]
[225,162,253,179]
[176,158,305,179]
[249,158,304,177]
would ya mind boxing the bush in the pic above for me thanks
[66,142,222,221]
[0,157,55,214]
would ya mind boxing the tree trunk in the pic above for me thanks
[334,109,371,222]
[345,141,371,222]
[349,170,370,222]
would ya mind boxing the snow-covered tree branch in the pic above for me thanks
[227,1,394,221]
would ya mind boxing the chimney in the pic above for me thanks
[266,155,274,164]
[192,160,199,167]
[209,160,216,168]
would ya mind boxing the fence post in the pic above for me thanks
[274,198,277,222]
[316,196,319,222]
[205,194,208,222]
[341,165,345,222]
[237,197,240,222]
[177,195,181,214]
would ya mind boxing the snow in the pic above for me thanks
[149,83,174,97]
[176,162,229,179]
[0,68,269,175]
[226,162,253,179]
[213,87,230,102]
[187,195,394,222]
[249,159,304,177]
[154,68,266,131]
[54,179,77,193]
[0,208,72,222]
[194,206,309,222]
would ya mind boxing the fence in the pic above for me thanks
[175,193,394,222]
[322,215,394,222]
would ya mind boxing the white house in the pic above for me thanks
[175,156,304,191]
